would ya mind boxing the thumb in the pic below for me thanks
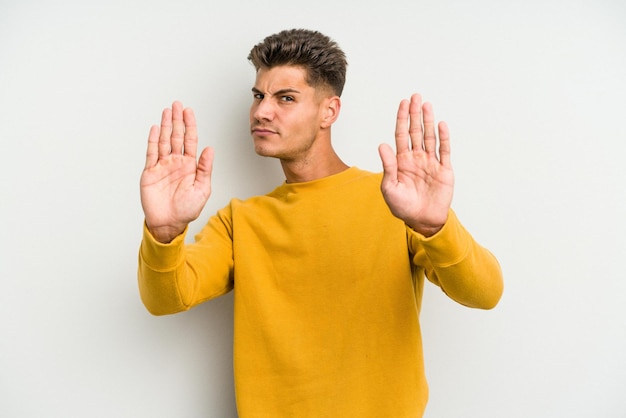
[378,143,397,184]
[195,147,215,196]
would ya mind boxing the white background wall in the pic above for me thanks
[1,0,624,416]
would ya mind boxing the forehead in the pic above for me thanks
[253,65,311,92]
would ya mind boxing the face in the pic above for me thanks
[249,65,333,161]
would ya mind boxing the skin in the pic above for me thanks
[379,94,454,236]
[250,66,349,183]
[140,102,214,243]
[140,65,454,242]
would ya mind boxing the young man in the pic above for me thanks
[138,29,503,417]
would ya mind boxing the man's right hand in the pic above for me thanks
[140,101,214,243]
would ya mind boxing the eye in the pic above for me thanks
[253,93,264,100]
[281,96,295,102]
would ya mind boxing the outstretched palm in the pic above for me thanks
[378,94,454,237]
[140,101,214,243]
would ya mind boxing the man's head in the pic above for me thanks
[248,29,347,97]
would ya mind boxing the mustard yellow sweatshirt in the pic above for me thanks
[138,167,503,417]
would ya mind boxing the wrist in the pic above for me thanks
[409,223,443,238]
[145,222,186,244]
[406,213,448,238]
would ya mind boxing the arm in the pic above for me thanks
[380,94,502,308]
[138,101,225,315]
[138,213,235,316]
[410,210,503,309]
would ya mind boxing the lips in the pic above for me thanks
[251,126,277,136]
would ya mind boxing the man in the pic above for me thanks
[138,28,503,417]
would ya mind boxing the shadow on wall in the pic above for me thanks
[210,94,286,202]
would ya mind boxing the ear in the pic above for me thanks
[320,96,341,129]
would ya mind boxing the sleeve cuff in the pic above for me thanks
[140,222,188,271]
[408,209,471,267]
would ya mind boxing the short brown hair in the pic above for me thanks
[248,29,348,97]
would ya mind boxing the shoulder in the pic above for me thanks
[335,166,383,188]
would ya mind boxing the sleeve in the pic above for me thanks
[137,205,235,316]
[408,209,504,309]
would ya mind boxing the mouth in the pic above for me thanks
[251,126,277,136]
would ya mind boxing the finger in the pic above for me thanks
[170,101,184,155]
[394,99,411,153]
[438,121,452,167]
[408,93,424,151]
[158,107,173,158]
[195,147,215,196]
[182,107,198,158]
[145,125,160,169]
[378,143,398,183]
[422,101,437,156]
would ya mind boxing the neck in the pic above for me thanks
[280,150,349,183]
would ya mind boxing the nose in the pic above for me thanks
[252,98,274,122]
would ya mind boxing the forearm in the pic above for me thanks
[415,210,504,309]
[428,242,503,309]
[145,222,188,244]
[137,223,193,315]
[137,214,235,315]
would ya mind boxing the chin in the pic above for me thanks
[253,144,280,159]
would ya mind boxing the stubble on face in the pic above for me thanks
[249,66,329,162]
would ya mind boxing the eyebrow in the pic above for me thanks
[251,87,302,96]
